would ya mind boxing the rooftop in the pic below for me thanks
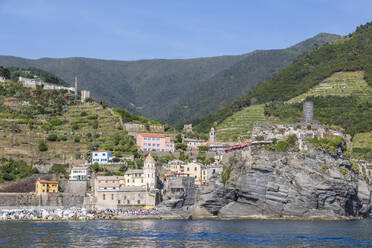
[145,154,155,163]
[139,133,166,138]
[125,169,144,174]
[38,179,58,184]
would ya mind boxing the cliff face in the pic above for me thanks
[199,146,371,218]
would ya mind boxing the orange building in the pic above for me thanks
[35,179,59,194]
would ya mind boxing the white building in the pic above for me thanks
[92,150,113,164]
[143,154,156,190]
[0,76,7,82]
[81,90,91,102]
[183,138,206,150]
[69,166,91,181]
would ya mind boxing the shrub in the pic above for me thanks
[320,164,328,174]
[338,166,349,177]
[255,135,264,141]
[80,111,87,117]
[351,161,360,173]
[47,134,58,142]
[175,143,187,151]
[50,118,63,126]
[74,136,80,143]
[221,165,232,186]
[38,140,48,151]
[87,115,98,120]
[92,120,99,129]
[50,163,68,177]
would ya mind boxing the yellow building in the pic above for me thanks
[166,160,184,173]
[124,169,145,187]
[183,162,205,185]
[35,179,59,194]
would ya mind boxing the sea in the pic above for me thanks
[0,219,372,247]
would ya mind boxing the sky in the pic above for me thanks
[0,0,371,61]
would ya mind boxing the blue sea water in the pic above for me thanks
[0,219,372,247]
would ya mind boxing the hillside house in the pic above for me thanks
[183,138,206,150]
[183,162,206,185]
[69,166,91,181]
[136,133,174,152]
[35,179,59,194]
[92,150,113,164]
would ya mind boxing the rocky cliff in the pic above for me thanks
[197,144,371,219]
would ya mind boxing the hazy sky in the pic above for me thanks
[0,0,371,60]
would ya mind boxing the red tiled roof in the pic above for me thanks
[38,179,58,184]
[95,149,107,152]
[139,133,166,138]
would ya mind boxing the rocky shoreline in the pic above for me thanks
[0,207,364,221]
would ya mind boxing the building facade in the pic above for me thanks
[136,133,174,152]
[35,179,59,194]
[183,138,206,150]
[183,162,205,185]
[92,150,113,164]
[81,90,91,102]
[69,166,91,181]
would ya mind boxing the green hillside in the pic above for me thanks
[0,33,339,125]
[215,104,285,142]
[193,22,372,134]
[0,72,165,183]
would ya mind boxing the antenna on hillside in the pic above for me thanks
[75,76,78,102]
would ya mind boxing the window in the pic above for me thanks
[118,200,121,204]
[187,174,189,177]
[127,179,129,183]
[144,137,147,140]
[132,179,134,183]
[102,153,106,156]
[194,167,197,171]
[141,179,143,183]
[137,200,141,204]
[187,168,189,171]
[103,194,106,200]
[111,194,114,200]
[127,200,130,204]
[195,176,197,179]
[157,144,159,147]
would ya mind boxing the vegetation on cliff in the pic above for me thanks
[193,22,372,134]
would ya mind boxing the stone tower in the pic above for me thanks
[143,154,156,191]
[209,127,216,143]
[303,101,314,123]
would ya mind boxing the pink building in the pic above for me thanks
[136,133,175,152]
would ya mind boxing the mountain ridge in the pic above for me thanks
[0,33,340,125]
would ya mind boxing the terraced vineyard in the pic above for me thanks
[215,104,284,142]
[288,71,372,104]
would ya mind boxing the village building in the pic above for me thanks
[136,133,174,152]
[0,76,7,82]
[166,160,184,173]
[69,166,91,181]
[94,154,158,209]
[124,169,144,187]
[183,138,206,150]
[92,150,113,164]
[205,164,223,181]
[81,90,90,102]
[35,179,59,194]
[18,76,75,92]
[209,127,216,143]
[183,162,206,185]
[183,124,193,133]
[94,176,125,193]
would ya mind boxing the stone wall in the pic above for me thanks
[0,193,84,208]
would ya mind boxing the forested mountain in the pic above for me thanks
[0,33,339,125]
[193,22,372,135]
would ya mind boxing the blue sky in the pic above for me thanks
[0,0,371,60]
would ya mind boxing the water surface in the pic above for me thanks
[0,219,372,247]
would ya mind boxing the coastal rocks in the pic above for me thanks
[200,145,368,219]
